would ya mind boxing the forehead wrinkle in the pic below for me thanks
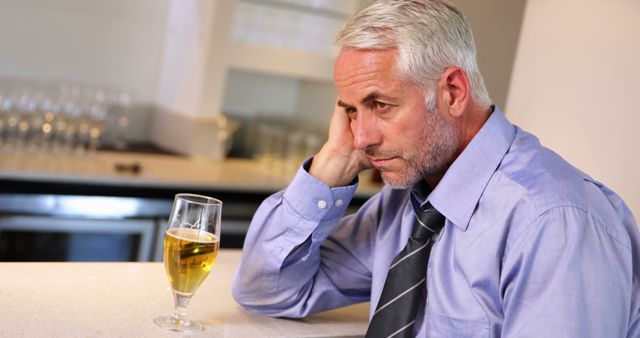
[334,67,380,88]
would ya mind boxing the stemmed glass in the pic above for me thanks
[154,193,222,333]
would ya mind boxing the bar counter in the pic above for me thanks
[0,151,382,197]
[0,250,369,337]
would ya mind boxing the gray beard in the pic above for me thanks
[377,112,460,189]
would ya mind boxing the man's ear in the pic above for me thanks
[437,67,470,118]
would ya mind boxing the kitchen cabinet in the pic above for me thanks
[0,151,382,261]
[152,0,369,156]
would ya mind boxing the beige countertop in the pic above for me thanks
[0,151,383,197]
[0,249,369,337]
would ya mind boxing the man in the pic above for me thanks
[232,0,640,337]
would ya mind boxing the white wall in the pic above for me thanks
[506,0,640,220]
[0,0,169,103]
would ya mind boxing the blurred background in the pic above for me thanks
[0,0,637,261]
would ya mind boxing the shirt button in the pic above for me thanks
[317,200,327,209]
[334,199,343,207]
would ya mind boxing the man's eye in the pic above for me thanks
[374,101,390,111]
[345,107,357,119]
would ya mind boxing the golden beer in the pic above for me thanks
[163,227,220,295]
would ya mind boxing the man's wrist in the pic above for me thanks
[305,157,358,187]
[308,151,358,187]
[285,159,358,221]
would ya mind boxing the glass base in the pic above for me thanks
[153,315,204,333]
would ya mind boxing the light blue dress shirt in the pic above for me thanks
[232,108,640,337]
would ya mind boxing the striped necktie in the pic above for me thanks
[365,200,446,338]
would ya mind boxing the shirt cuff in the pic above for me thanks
[282,157,358,222]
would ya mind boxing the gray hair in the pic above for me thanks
[336,0,492,111]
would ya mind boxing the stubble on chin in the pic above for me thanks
[378,124,460,189]
[376,158,424,189]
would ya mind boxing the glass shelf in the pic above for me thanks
[231,0,360,57]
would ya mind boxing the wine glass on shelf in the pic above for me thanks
[154,193,222,333]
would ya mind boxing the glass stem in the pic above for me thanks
[171,292,192,324]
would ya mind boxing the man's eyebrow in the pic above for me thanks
[338,91,389,109]
[361,92,383,104]
[337,100,353,108]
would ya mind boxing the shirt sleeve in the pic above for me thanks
[500,206,634,337]
[231,159,377,317]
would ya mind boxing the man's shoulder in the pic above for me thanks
[493,127,594,214]
[468,128,637,264]
[485,127,634,245]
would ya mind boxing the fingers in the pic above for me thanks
[308,100,370,187]
[327,100,352,144]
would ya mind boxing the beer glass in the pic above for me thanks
[154,193,222,333]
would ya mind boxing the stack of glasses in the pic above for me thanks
[0,77,132,156]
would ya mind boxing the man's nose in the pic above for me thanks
[352,113,382,150]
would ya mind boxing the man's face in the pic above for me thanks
[334,48,461,188]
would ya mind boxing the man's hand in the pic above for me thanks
[309,101,372,187]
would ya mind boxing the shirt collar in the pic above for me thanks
[428,106,516,231]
